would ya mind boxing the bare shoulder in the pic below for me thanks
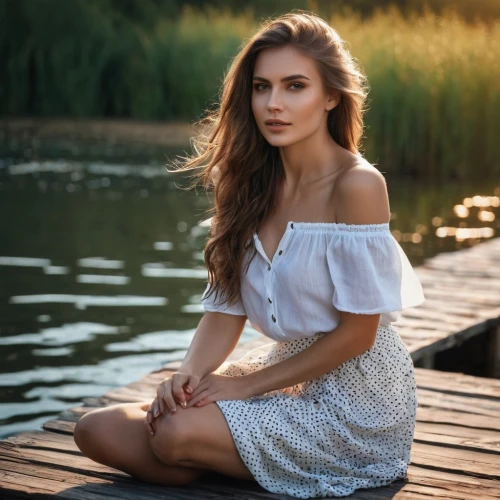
[334,161,390,225]
[336,159,387,191]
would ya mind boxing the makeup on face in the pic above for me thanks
[252,46,330,145]
[254,74,310,133]
[265,119,292,132]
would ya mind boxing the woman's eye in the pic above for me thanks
[253,83,304,91]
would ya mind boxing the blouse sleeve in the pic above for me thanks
[201,282,247,316]
[326,225,425,314]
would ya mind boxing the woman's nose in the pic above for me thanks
[267,90,284,111]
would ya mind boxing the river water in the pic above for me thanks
[1,154,498,439]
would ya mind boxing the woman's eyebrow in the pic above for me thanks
[252,74,311,82]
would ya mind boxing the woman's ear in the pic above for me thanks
[326,90,341,111]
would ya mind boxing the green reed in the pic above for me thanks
[1,2,498,179]
[342,5,499,179]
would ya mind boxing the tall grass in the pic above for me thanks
[1,2,498,179]
[340,5,499,179]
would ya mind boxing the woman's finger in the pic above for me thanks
[186,388,211,408]
[156,384,165,414]
[172,374,196,408]
[159,379,177,413]
[194,397,208,407]
[152,398,160,418]
[157,381,171,413]
[145,410,155,435]
[187,380,207,400]
[146,408,154,426]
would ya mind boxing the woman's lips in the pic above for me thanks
[266,123,291,132]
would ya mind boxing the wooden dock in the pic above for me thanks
[1,236,499,499]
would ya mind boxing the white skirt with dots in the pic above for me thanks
[213,324,417,499]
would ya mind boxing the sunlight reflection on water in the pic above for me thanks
[0,158,498,439]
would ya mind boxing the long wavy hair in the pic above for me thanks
[169,10,370,309]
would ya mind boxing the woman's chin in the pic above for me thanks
[265,136,295,147]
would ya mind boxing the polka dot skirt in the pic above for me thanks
[214,324,418,498]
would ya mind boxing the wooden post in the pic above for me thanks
[488,323,500,379]
[421,352,435,369]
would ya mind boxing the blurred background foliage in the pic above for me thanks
[1,0,499,178]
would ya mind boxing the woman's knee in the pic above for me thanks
[74,405,123,459]
[74,408,100,455]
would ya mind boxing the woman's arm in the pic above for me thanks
[246,311,380,397]
[179,311,247,379]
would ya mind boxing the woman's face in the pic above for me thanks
[251,45,338,147]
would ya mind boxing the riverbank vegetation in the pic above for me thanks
[1,0,498,179]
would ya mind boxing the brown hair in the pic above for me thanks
[169,10,370,309]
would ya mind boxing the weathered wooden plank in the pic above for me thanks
[0,459,270,499]
[417,287,500,307]
[99,387,151,403]
[2,446,499,500]
[80,397,126,408]
[416,388,500,416]
[416,407,500,432]
[5,431,80,452]
[416,272,500,293]
[0,439,123,477]
[421,263,500,280]
[409,441,500,480]
[419,279,500,296]
[401,465,500,500]
[423,248,500,263]
[42,419,76,435]
[414,423,500,453]
[401,298,500,322]
[415,368,500,397]
[396,315,477,332]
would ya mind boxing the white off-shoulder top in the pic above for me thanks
[201,221,425,341]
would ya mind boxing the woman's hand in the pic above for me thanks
[145,369,200,435]
[184,373,253,408]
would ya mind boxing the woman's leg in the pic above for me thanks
[73,401,207,486]
[148,402,256,481]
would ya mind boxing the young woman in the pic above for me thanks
[74,11,425,498]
